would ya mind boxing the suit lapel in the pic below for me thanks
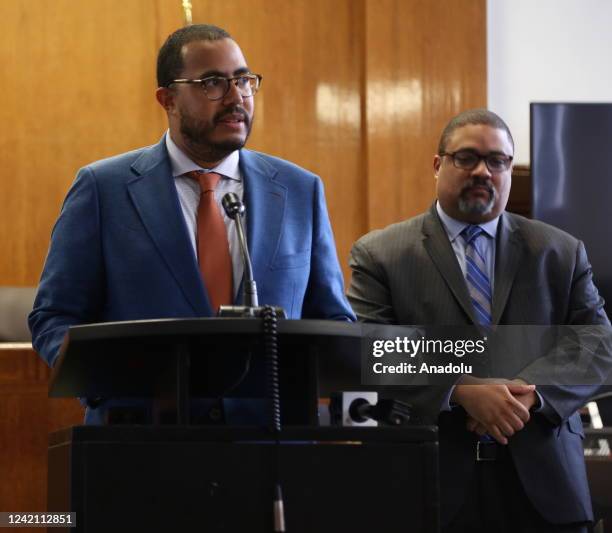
[240,150,286,283]
[127,139,212,316]
[492,212,523,324]
[422,205,478,323]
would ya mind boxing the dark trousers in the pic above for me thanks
[443,445,589,533]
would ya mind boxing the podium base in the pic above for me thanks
[48,425,439,533]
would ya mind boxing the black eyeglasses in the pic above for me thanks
[168,73,263,101]
[440,149,513,173]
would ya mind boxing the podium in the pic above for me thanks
[49,318,367,425]
[48,319,439,532]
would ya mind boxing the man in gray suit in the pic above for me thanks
[348,109,610,532]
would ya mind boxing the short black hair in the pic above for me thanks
[438,108,514,154]
[157,24,232,88]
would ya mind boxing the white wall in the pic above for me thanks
[487,0,612,164]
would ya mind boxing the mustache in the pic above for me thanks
[461,178,494,196]
[214,107,249,124]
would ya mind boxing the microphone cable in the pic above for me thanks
[262,305,286,532]
[263,305,281,432]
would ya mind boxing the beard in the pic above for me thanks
[179,106,252,162]
[458,178,496,216]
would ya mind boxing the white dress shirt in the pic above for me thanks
[165,132,244,298]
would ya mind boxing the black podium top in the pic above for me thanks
[49,318,365,399]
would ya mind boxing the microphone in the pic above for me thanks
[221,192,258,308]
[348,397,412,426]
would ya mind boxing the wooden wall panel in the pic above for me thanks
[0,0,182,285]
[0,0,485,285]
[365,0,487,230]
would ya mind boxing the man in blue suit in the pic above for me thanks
[29,24,354,423]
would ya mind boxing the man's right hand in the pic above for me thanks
[451,377,536,444]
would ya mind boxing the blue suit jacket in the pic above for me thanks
[30,137,355,370]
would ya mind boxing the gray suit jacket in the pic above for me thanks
[348,205,611,525]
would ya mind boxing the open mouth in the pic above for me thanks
[216,112,247,128]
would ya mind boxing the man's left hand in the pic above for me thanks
[466,378,538,434]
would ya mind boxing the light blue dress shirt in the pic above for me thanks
[435,201,498,291]
[435,202,543,413]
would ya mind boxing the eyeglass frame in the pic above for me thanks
[439,149,514,173]
[167,73,263,101]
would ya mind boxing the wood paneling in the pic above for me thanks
[0,0,183,285]
[0,0,485,285]
[0,345,82,516]
[507,165,532,217]
[365,0,487,230]
[0,3,486,514]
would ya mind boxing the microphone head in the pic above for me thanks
[222,192,245,219]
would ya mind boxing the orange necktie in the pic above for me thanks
[187,171,233,311]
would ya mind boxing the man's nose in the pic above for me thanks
[472,158,492,177]
[222,80,245,105]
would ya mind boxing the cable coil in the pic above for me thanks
[262,305,281,433]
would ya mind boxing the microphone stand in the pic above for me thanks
[219,193,287,532]
[218,193,284,319]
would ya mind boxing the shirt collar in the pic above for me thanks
[165,131,241,181]
[435,201,500,242]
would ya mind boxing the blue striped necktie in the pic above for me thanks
[462,225,495,444]
[461,225,492,326]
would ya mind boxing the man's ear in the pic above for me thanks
[156,87,176,113]
[433,154,442,178]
